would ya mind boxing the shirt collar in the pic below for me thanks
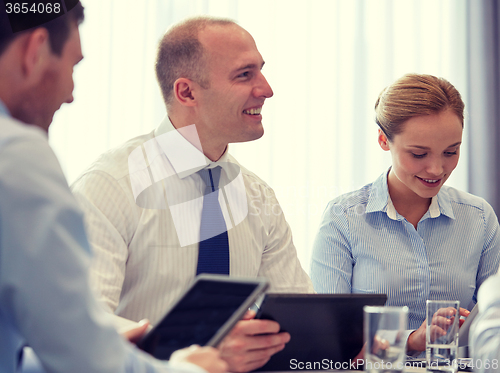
[365,170,391,215]
[365,168,455,221]
[386,194,442,220]
[434,187,455,219]
[153,115,230,179]
[0,99,11,117]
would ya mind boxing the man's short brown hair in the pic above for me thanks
[155,16,235,109]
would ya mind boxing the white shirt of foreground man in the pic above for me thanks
[470,273,500,373]
[0,4,225,373]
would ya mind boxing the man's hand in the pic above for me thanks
[407,307,470,351]
[171,345,228,373]
[217,310,290,372]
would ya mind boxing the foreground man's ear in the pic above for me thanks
[22,28,51,84]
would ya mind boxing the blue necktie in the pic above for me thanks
[196,166,230,275]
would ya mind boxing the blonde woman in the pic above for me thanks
[311,74,500,352]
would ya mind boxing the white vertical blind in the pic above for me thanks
[50,0,467,271]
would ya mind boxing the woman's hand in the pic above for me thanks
[407,307,470,351]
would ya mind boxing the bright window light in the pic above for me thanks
[50,0,467,270]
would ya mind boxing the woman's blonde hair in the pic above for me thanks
[375,73,464,141]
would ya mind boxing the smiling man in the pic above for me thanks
[71,16,313,373]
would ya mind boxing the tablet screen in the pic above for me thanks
[255,293,387,371]
[138,275,268,360]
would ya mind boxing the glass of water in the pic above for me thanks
[426,300,460,373]
[364,306,408,373]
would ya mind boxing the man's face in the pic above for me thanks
[26,22,83,131]
[194,24,273,148]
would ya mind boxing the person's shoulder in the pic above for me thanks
[227,153,272,189]
[78,130,155,180]
[225,154,287,207]
[0,117,72,199]
[0,117,59,175]
[325,182,374,211]
[441,185,493,212]
[0,116,47,149]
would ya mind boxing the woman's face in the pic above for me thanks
[379,108,463,201]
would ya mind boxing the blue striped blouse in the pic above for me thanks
[310,171,500,330]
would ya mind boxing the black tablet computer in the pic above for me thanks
[137,274,268,360]
[255,293,387,371]
[458,304,478,347]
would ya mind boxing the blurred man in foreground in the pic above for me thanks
[0,2,226,373]
[469,273,500,373]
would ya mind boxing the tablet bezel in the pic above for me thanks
[137,274,269,358]
[255,293,388,371]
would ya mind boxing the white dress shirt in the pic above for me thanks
[71,116,313,326]
[470,273,500,373]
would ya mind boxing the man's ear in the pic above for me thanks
[173,78,197,107]
[378,129,391,151]
[22,28,51,82]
